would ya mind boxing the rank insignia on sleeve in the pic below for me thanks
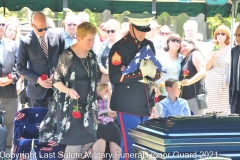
[112,52,122,65]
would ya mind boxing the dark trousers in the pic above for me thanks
[0,127,7,152]
[30,89,53,108]
[231,90,240,114]
[0,98,18,148]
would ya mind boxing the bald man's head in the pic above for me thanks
[31,12,48,36]
[235,25,240,46]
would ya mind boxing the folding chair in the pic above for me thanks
[13,108,62,160]
[0,103,7,153]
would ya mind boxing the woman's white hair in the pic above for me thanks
[183,20,198,31]
[105,19,120,31]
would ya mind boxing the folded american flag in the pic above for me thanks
[122,45,166,75]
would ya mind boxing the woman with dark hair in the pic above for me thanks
[205,25,231,114]
[179,38,206,115]
[151,34,182,118]
[155,34,182,99]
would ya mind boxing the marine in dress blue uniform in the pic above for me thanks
[108,14,161,160]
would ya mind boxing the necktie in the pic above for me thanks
[40,36,48,58]
[0,41,3,64]
[0,41,2,76]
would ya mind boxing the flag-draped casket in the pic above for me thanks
[129,115,240,160]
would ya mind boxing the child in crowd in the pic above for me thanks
[155,78,191,117]
[91,83,121,160]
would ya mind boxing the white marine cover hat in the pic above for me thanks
[126,13,155,32]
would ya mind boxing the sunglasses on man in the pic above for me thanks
[33,24,49,32]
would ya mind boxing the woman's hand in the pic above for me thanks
[16,76,24,94]
[68,88,80,99]
[212,51,218,59]
[181,79,192,86]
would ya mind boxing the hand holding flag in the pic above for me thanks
[120,45,165,82]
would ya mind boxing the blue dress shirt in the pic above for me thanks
[160,96,191,117]
[62,32,76,49]
[0,39,3,65]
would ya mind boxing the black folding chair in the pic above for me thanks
[0,107,7,154]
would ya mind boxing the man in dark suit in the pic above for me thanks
[17,12,65,108]
[0,15,19,153]
[230,25,240,114]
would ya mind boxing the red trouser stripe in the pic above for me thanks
[119,112,129,160]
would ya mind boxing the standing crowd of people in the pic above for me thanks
[0,10,239,160]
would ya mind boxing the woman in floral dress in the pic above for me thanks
[39,22,108,159]
[205,25,231,114]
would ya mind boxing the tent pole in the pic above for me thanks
[2,0,5,16]
[63,0,68,20]
[152,0,156,17]
[230,1,238,48]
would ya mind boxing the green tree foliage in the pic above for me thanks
[84,9,97,26]
[0,7,29,22]
[207,14,231,31]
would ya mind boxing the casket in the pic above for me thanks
[129,114,240,160]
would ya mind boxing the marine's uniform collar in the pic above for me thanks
[126,33,142,49]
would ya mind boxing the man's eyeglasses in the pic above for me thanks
[33,24,49,32]
[160,32,170,36]
[67,23,77,27]
[170,38,181,44]
[217,33,225,36]
[234,33,240,37]
[106,30,115,34]
[0,23,5,27]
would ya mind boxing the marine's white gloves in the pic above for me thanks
[140,59,156,78]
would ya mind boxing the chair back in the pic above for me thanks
[13,108,48,145]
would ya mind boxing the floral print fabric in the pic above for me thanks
[39,49,101,143]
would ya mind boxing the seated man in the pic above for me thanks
[155,78,191,117]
